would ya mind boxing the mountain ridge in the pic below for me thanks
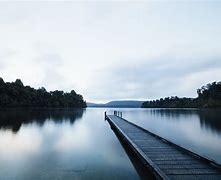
[87,100,144,108]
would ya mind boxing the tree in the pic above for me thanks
[142,81,221,108]
[0,77,86,108]
[14,79,24,86]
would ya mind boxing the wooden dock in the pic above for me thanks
[105,112,221,180]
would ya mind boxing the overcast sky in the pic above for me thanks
[0,1,221,103]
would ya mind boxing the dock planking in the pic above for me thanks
[105,112,221,180]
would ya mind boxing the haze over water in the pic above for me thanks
[0,108,220,179]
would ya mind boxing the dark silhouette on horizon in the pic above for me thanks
[87,100,144,108]
[142,81,221,108]
[0,78,86,108]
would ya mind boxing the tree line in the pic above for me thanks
[142,81,221,108]
[0,78,86,108]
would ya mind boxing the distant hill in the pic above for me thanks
[87,100,144,108]
[86,102,105,107]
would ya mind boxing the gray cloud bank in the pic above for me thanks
[0,2,221,102]
[87,56,221,102]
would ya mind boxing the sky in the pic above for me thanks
[0,1,221,103]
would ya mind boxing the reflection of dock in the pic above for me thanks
[105,111,221,180]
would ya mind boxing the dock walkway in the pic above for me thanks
[106,113,221,180]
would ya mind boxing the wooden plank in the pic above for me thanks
[133,141,170,147]
[127,136,157,140]
[133,139,166,143]
[140,147,175,151]
[144,151,183,155]
[158,164,213,169]
[127,132,151,135]
[164,168,220,175]
[155,160,203,165]
[147,154,191,160]
[148,156,193,161]
[169,174,221,180]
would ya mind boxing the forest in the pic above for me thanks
[142,82,221,108]
[0,78,86,108]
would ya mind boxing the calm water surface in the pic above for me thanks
[0,108,140,180]
[0,108,221,179]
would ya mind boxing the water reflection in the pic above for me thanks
[149,108,221,135]
[198,109,221,134]
[150,108,197,119]
[0,108,140,180]
[1,108,221,179]
[0,108,85,133]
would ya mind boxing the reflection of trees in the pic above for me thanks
[149,109,197,119]
[0,108,85,133]
[149,109,221,135]
[198,109,221,134]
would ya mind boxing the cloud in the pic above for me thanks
[33,53,68,91]
[86,56,221,102]
[0,2,221,102]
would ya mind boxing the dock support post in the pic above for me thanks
[104,111,107,120]
[113,111,122,117]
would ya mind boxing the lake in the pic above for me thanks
[0,108,221,179]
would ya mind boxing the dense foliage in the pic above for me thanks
[142,82,221,108]
[0,78,86,108]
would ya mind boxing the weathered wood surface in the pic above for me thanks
[106,114,221,180]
